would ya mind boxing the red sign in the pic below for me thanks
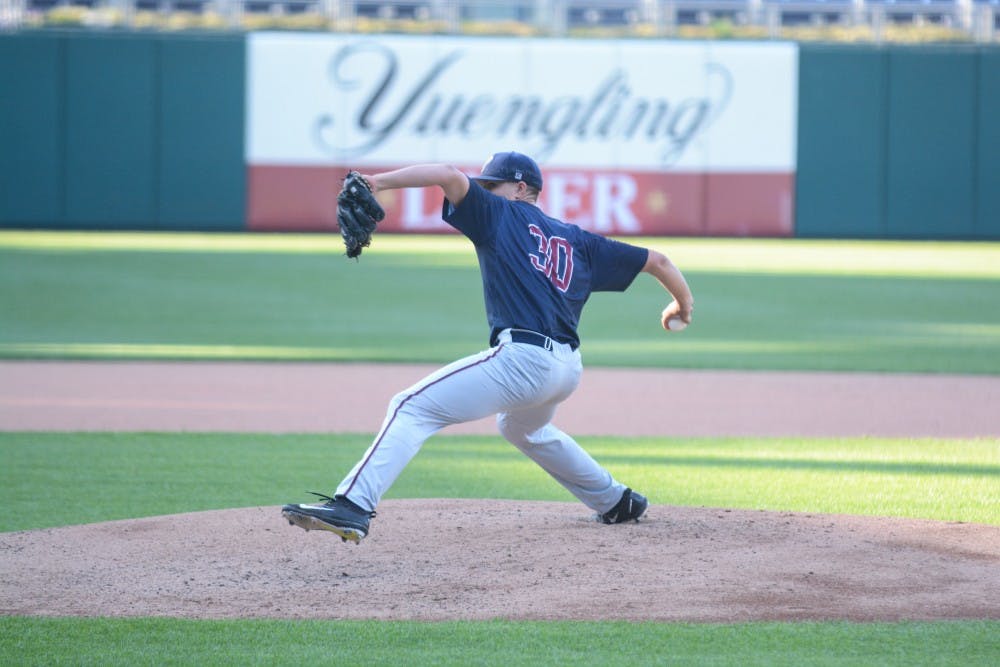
[248,164,793,237]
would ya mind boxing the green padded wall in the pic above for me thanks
[796,45,888,238]
[0,31,245,230]
[886,48,978,238]
[158,36,245,229]
[977,50,1000,238]
[64,33,158,227]
[0,33,63,225]
[0,33,996,238]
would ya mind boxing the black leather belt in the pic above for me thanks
[509,329,555,350]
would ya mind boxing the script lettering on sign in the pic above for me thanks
[313,41,733,165]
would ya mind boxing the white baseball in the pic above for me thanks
[666,317,688,332]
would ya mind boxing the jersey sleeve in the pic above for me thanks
[586,233,649,292]
[441,180,502,246]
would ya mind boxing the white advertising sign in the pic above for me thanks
[247,33,798,172]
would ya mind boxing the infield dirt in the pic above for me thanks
[1,361,998,622]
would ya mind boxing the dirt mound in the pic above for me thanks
[2,500,997,622]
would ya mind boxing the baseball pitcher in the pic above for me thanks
[283,152,694,542]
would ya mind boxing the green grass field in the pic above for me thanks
[2,231,1000,372]
[1,617,996,666]
[1,431,997,664]
[1,433,997,532]
[1,231,998,665]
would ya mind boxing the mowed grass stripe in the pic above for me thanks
[1,617,997,667]
[1,433,995,532]
[2,243,999,371]
[2,230,999,278]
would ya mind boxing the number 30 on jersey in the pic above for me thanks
[527,224,574,293]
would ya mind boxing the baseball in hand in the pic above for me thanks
[662,305,688,332]
[665,317,688,332]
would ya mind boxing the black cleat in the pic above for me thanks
[597,488,648,524]
[281,493,375,543]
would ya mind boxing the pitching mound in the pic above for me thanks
[2,500,997,622]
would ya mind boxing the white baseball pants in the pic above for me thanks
[335,328,626,514]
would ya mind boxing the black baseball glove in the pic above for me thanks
[337,171,385,259]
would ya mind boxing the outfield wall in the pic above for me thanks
[0,32,997,239]
[796,44,1000,240]
[0,31,245,231]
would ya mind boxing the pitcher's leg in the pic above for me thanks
[333,398,438,513]
[497,407,625,513]
[336,346,516,511]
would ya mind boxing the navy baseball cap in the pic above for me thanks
[474,151,543,191]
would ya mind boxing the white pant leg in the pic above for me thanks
[336,343,552,511]
[495,337,625,513]
[497,404,625,514]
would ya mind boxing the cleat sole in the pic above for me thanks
[281,509,365,542]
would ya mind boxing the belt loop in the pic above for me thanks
[509,328,556,351]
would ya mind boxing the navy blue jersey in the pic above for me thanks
[443,180,648,349]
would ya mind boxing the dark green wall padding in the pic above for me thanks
[0,33,63,224]
[158,37,246,228]
[796,44,999,239]
[795,46,888,238]
[886,48,978,239]
[977,49,1000,239]
[64,34,158,227]
[0,31,245,231]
